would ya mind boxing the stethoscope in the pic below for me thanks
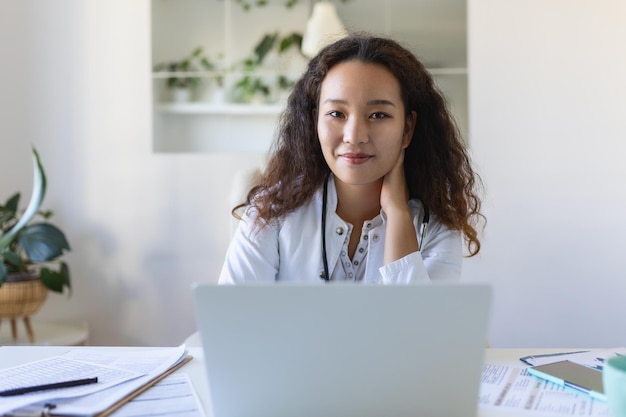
[320,177,430,281]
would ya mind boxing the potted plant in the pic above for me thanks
[0,148,71,342]
[232,32,303,103]
[154,46,218,102]
[232,74,272,104]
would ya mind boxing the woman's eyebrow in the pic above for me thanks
[322,98,348,105]
[321,98,397,107]
[367,99,396,107]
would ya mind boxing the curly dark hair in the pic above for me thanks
[235,33,484,256]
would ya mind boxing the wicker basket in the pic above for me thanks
[0,271,48,318]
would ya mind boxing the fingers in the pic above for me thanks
[381,149,409,213]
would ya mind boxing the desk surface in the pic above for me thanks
[0,346,586,417]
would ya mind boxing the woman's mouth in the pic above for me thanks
[340,153,372,165]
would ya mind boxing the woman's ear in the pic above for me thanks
[402,111,417,149]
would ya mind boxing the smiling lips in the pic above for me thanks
[340,152,372,165]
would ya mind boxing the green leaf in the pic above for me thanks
[39,266,68,293]
[18,223,70,262]
[4,193,20,212]
[180,60,191,71]
[0,207,14,226]
[1,250,23,269]
[200,57,214,71]
[191,47,201,57]
[279,32,303,53]
[61,263,71,296]
[0,263,6,285]
[38,209,54,220]
[60,261,71,291]
[1,194,20,231]
[0,148,47,252]
[254,33,277,64]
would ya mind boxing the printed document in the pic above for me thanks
[480,364,609,416]
[0,345,188,416]
[110,373,205,417]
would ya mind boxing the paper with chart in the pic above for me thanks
[0,345,188,416]
[480,363,610,416]
[109,373,206,417]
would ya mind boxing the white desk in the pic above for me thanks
[0,346,587,417]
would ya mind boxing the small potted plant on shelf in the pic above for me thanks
[0,148,71,343]
[153,46,218,102]
[232,74,271,104]
[232,31,303,104]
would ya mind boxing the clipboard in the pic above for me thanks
[15,355,193,417]
[94,355,193,417]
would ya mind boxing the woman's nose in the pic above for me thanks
[343,117,369,144]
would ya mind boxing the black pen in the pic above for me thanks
[0,377,99,397]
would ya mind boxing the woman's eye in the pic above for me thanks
[371,112,389,120]
[328,110,344,118]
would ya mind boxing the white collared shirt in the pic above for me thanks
[218,176,462,284]
[331,214,383,282]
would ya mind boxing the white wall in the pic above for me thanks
[465,0,626,348]
[2,0,625,348]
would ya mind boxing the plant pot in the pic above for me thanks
[211,87,227,104]
[171,87,192,103]
[0,271,48,343]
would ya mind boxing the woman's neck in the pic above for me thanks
[334,178,382,225]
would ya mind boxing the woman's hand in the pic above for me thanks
[381,149,420,264]
[380,149,410,215]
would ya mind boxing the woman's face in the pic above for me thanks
[317,60,415,187]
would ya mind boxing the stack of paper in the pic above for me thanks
[0,345,191,417]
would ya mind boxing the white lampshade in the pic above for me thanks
[301,0,348,58]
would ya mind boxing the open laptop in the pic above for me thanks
[192,282,492,417]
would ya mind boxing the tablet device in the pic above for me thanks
[528,360,605,401]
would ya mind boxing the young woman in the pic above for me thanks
[219,34,483,284]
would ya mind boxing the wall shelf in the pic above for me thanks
[151,0,468,153]
[156,102,285,116]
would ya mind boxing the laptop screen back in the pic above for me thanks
[193,282,492,417]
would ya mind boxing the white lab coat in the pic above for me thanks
[218,176,462,284]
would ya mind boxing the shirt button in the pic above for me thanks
[358,248,364,253]
[345,262,350,267]
[353,260,359,266]
[336,227,345,235]
[373,234,380,242]
[363,235,369,241]
[348,273,354,279]
[365,222,372,229]
[341,251,346,256]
